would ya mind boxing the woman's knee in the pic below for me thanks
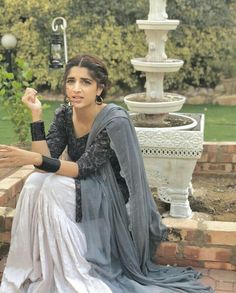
[41,175,76,219]
[24,172,49,187]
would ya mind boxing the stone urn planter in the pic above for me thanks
[134,113,204,218]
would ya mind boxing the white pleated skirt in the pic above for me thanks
[0,172,112,293]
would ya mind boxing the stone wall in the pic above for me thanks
[182,80,236,105]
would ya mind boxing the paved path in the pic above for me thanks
[0,255,235,291]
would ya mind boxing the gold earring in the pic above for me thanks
[96,95,103,105]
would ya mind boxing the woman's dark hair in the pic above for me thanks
[62,54,109,99]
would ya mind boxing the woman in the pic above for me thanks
[0,54,213,292]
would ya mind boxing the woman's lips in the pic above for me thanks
[71,96,83,102]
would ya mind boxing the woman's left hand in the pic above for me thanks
[0,145,42,168]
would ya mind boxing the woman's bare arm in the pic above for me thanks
[0,145,79,178]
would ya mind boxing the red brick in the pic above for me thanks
[184,246,232,262]
[0,177,23,198]
[217,153,234,163]
[0,191,7,206]
[4,216,13,231]
[0,231,11,243]
[184,230,201,242]
[208,163,232,172]
[208,152,217,163]
[225,144,236,154]
[232,154,236,163]
[204,262,236,271]
[205,231,236,246]
[198,152,209,163]
[206,144,218,153]
[156,242,178,258]
[233,164,236,173]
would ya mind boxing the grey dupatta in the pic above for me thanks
[80,104,213,293]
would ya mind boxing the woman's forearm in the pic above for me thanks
[30,110,51,156]
[56,160,79,178]
[31,141,51,157]
[0,145,79,178]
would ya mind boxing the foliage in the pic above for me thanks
[0,56,34,143]
[69,17,147,95]
[165,0,236,88]
[165,26,232,89]
[0,0,235,94]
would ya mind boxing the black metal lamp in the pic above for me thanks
[49,32,64,68]
[49,17,68,69]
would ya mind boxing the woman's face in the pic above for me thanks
[65,66,103,109]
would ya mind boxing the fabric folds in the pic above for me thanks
[80,104,213,292]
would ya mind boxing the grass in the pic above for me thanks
[0,101,236,144]
[179,104,236,141]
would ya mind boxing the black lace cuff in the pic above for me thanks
[34,155,61,173]
[30,121,46,141]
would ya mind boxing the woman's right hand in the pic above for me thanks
[22,87,42,112]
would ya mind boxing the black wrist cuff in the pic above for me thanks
[30,121,46,141]
[35,156,61,173]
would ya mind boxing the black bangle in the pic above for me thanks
[35,155,61,173]
[30,121,46,141]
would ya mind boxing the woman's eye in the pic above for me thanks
[82,79,91,85]
[66,79,74,84]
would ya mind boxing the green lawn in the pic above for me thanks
[179,104,236,141]
[0,101,236,144]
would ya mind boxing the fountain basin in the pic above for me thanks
[124,92,186,114]
[131,58,184,72]
[131,112,197,130]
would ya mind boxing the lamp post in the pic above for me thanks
[1,33,17,72]
[49,17,68,68]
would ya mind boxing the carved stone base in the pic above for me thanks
[134,113,204,218]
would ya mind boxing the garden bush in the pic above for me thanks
[0,56,33,143]
[0,0,234,94]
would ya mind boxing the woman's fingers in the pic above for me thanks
[0,157,17,168]
[0,145,16,152]
[22,87,38,103]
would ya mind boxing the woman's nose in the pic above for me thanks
[72,81,81,92]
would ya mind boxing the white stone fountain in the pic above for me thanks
[124,0,204,218]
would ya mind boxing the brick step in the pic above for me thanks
[157,217,236,271]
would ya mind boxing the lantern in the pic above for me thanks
[49,32,64,68]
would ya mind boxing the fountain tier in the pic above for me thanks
[131,58,184,72]
[124,92,185,114]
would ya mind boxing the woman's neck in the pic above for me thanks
[73,104,106,126]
